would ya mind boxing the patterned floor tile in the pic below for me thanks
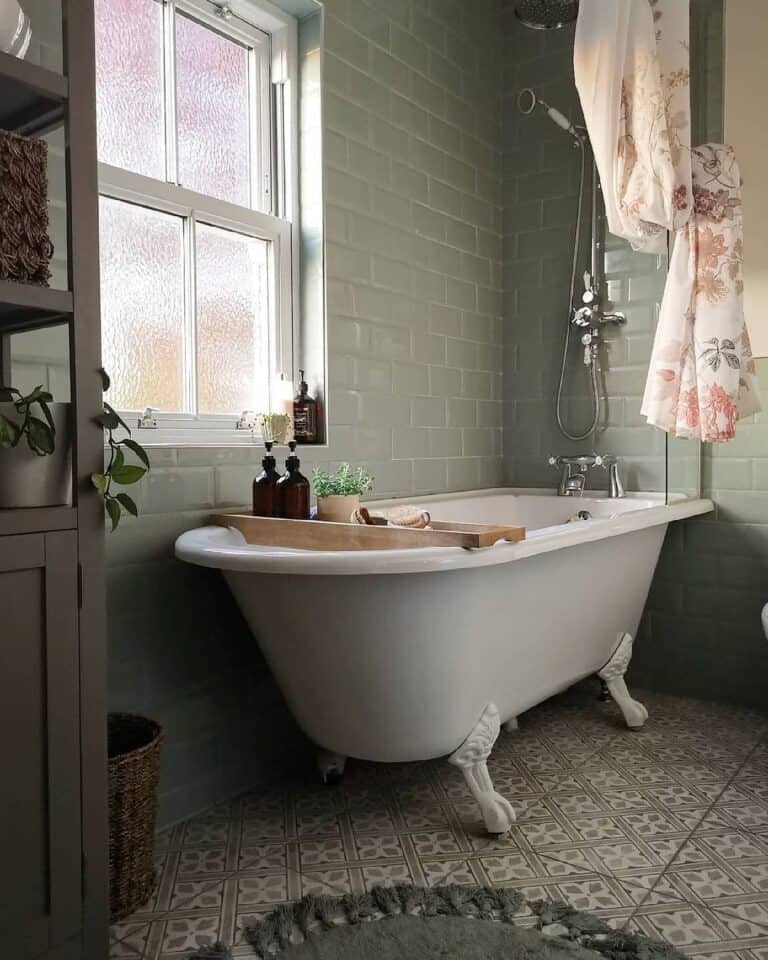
[640,906,723,946]
[361,862,412,889]
[160,915,220,954]
[177,848,227,877]
[237,874,289,906]
[300,868,353,896]
[109,921,153,958]
[237,842,287,873]
[169,879,224,911]
[355,833,405,860]
[110,689,768,959]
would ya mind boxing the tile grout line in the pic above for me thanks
[623,732,768,932]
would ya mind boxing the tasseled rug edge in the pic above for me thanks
[187,882,686,960]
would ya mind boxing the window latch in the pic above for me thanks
[212,1,233,20]
[138,407,158,430]
[236,410,258,432]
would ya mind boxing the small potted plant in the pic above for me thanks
[313,463,373,523]
[258,411,292,444]
[0,384,71,508]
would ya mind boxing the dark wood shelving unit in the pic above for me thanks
[1,8,108,959]
[0,505,77,537]
[0,50,67,134]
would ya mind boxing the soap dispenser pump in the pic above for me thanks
[252,441,280,517]
[277,440,310,519]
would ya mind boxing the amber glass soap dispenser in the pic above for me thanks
[277,440,310,519]
[293,369,318,444]
[252,441,280,517]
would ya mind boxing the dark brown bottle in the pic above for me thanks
[293,369,318,444]
[277,440,310,519]
[252,441,280,517]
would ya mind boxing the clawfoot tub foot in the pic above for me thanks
[598,632,649,731]
[449,703,516,835]
[317,750,346,785]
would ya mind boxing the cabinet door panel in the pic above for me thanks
[0,533,82,958]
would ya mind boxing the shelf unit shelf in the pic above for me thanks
[0,279,73,331]
[0,51,68,135]
[0,505,77,537]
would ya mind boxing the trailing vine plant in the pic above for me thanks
[0,384,56,455]
[90,369,150,531]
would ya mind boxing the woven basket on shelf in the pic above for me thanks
[108,713,163,923]
[0,129,53,286]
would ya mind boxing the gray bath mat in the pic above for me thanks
[188,884,685,960]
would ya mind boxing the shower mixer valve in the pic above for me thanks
[571,273,626,364]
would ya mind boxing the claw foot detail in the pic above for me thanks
[598,632,649,730]
[317,750,346,785]
[449,703,516,835]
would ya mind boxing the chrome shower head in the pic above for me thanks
[517,88,584,141]
[514,0,578,30]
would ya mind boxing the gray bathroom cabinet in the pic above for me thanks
[0,2,108,956]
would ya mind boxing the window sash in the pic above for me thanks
[99,162,293,435]
[159,0,273,213]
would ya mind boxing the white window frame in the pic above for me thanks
[97,0,300,446]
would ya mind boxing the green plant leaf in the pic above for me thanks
[96,411,120,430]
[99,368,111,392]
[110,463,147,486]
[104,402,130,434]
[112,448,125,472]
[105,497,121,531]
[0,413,20,448]
[115,492,138,517]
[26,417,55,455]
[91,473,108,494]
[25,385,52,404]
[37,399,55,433]
[0,386,19,402]
[122,438,151,470]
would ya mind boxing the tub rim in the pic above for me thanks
[174,487,713,576]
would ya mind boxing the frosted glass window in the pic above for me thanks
[195,224,270,415]
[175,14,251,207]
[94,0,165,179]
[99,198,186,412]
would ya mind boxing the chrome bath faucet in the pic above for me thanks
[549,455,625,498]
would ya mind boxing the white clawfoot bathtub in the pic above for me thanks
[176,488,712,834]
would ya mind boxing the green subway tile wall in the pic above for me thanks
[107,0,507,826]
[501,0,670,492]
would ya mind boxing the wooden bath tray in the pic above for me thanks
[211,512,526,551]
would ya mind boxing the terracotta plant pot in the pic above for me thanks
[316,494,360,523]
[0,401,72,507]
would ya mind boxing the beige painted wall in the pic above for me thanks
[725,0,768,358]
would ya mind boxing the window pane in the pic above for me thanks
[94,0,166,179]
[175,14,251,207]
[99,197,186,412]
[195,224,270,415]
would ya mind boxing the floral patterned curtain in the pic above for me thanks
[641,145,761,441]
[574,0,692,253]
[575,0,761,441]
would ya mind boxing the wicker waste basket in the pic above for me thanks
[108,713,163,922]
[0,129,53,285]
